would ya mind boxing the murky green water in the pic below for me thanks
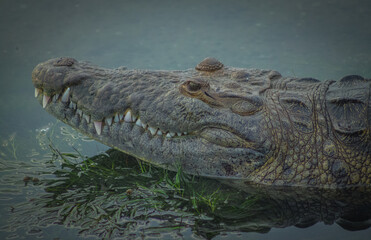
[1,0,371,239]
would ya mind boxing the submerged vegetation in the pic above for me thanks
[48,143,234,216]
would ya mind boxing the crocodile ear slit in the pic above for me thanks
[230,96,263,116]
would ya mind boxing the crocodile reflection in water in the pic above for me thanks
[32,57,371,187]
[6,149,371,238]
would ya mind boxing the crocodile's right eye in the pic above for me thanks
[187,81,202,92]
[180,79,209,97]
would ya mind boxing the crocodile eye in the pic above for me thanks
[179,79,209,97]
[187,81,202,92]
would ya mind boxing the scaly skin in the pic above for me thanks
[32,57,371,188]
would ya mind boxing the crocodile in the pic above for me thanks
[32,57,371,188]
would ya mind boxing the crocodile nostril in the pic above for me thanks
[53,57,77,67]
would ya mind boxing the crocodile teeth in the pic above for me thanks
[114,113,120,123]
[76,109,82,116]
[84,114,91,123]
[69,101,76,109]
[51,95,57,102]
[106,117,113,126]
[131,114,137,122]
[135,118,142,126]
[119,113,124,121]
[35,88,41,98]
[43,95,50,108]
[61,87,70,102]
[94,121,103,135]
[36,88,192,139]
[148,127,157,135]
[34,88,191,139]
[124,110,133,123]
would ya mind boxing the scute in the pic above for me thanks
[297,77,320,83]
[326,77,370,137]
[195,57,223,71]
[339,75,364,83]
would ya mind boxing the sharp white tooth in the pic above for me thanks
[106,117,113,126]
[131,114,137,122]
[148,127,157,135]
[71,102,76,109]
[94,121,103,135]
[42,95,50,108]
[124,110,132,123]
[35,88,41,98]
[141,120,147,129]
[170,132,176,137]
[166,133,172,138]
[84,114,91,123]
[183,132,188,135]
[61,87,70,102]
[177,132,182,136]
[119,113,124,121]
[135,118,142,126]
[157,130,163,136]
[114,113,120,123]
[55,93,61,101]
[51,94,57,102]
[76,109,82,116]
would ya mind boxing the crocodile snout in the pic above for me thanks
[32,57,89,96]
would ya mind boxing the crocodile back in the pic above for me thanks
[251,75,371,187]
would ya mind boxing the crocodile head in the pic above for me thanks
[32,57,277,179]
[32,57,371,187]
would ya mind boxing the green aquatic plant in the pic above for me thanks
[35,145,238,237]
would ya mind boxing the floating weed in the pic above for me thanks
[9,133,18,161]
[137,158,149,174]
[47,146,231,216]
[196,188,221,213]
